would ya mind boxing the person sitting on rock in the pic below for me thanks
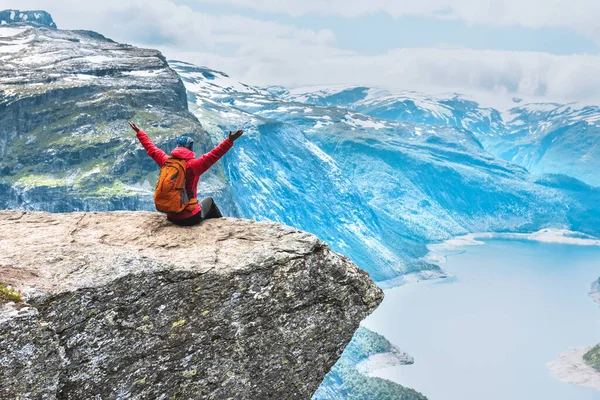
[128,121,243,226]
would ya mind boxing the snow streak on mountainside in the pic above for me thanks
[172,61,600,285]
[277,86,600,188]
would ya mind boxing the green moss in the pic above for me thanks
[584,344,600,372]
[182,369,197,378]
[133,376,147,385]
[0,283,22,303]
[91,181,130,198]
[171,319,186,329]
[13,173,71,188]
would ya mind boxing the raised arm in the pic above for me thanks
[129,122,168,167]
[189,130,243,175]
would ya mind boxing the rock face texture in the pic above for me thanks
[0,211,383,399]
[0,12,237,215]
[0,10,56,28]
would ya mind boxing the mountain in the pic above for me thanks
[278,86,600,187]
[277,86,505,138]
[0,211,382,399]
[492,103,600,187]
[0,19,237,215]
[172,61,600,285]
[172,61,417,282]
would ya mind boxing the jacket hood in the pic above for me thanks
[171,146,195,160]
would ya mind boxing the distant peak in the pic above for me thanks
[0,9,57,28]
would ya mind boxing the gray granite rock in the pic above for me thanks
[0,211,383,399]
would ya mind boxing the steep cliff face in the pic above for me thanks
[0,211,383,399]
[0,14,237,215]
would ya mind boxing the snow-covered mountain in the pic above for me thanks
[173,61,600,285]
[277,86,600,187]
[495,103,600,186]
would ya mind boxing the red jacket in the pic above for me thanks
[136,130,233,219]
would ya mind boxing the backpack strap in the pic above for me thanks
[184,197,199,212]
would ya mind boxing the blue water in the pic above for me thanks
[363,240,600,400]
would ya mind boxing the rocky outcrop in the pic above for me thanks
[313,327,425,400]
[0,10,56,28]
[547,277,600,391]
[0,211,383,399]
[0,11,237,215]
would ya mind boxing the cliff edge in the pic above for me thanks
[0,211,383,399]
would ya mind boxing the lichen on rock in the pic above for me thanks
[0,211,383,399]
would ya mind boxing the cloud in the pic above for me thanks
[2,0,336,49]
[5,0,600,105]
[169,45,600,105]
[188,0,600,45]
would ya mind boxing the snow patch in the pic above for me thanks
[234,100,262,108]
[0,43,26,53]
[344,115,387,130]
[123,70,164,78]
[84,55,112,64]
[0,27,26,37]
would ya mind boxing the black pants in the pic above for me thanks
[168,197,223,226]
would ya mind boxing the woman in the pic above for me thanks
[128,121,243,226]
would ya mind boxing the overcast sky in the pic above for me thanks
[4,0,600,104]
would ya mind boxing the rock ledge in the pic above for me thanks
[0,211,383,399]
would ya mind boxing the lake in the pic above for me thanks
[363,239,600,400]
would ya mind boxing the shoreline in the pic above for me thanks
[374,228,600,394]
[547,347,600,391]
[378,228,600,290]
[590,279,600,306]
[430,229,600,259]
[381,229,600,394]
[356,349,414,376]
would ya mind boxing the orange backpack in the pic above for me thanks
[154,157,190,213]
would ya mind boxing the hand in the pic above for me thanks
[128,121,141,133]
[229,129,243,142]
